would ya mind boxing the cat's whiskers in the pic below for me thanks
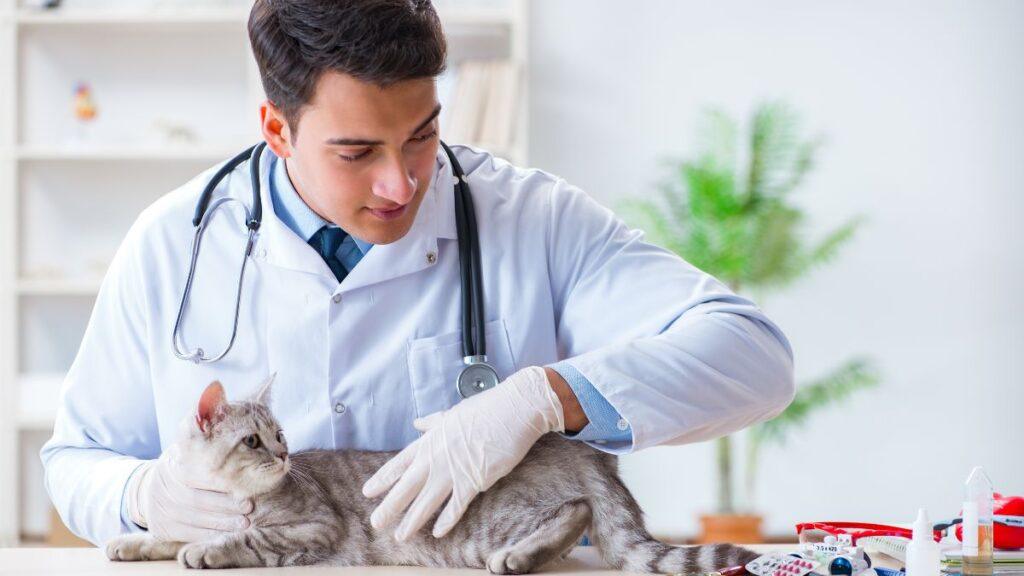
[286,464,328,502]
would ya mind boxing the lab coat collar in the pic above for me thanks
[432,146,459,241]
[255,145,458,290]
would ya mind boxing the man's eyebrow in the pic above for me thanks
[324,104,442,147]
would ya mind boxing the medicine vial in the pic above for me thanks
[905,509,941,576]
[962,466,994,576]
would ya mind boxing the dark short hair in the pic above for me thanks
[248,0,447,134]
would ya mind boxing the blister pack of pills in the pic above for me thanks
[745,553,820,576]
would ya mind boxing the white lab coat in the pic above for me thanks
[41,144,794,545]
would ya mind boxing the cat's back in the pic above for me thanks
[290,448,397,489]
[275,434,613,518]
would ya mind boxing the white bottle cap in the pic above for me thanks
[962,500,979,553]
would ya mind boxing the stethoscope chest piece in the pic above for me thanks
[457,356,500,399]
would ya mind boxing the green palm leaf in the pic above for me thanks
[617,101,880,514]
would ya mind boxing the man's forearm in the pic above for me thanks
[543,367,589,432]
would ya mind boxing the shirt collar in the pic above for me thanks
[269,154,373,254]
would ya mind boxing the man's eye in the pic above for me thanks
[411,130,437,143]
[243,434,262,449]
[340,149,372,162]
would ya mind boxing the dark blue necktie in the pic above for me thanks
[309,226,348,282]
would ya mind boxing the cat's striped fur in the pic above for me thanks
[106,389,757,573]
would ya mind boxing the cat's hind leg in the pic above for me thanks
[106,533,184,561]
[487,499,591,575]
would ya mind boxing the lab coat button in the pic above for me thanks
[426,251,437,264]
[616,418,629,431]
[334,402,346,414]
[332,294,342,303]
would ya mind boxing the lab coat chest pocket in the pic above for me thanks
[406,318,517,418]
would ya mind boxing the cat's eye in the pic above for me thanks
[276,430,285,444]
[243,434,262,449]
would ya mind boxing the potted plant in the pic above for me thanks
[621,101,880,543]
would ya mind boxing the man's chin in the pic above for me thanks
[354,215,416,245]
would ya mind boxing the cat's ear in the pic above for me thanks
[196,381,227,435]
[252,372,276,406]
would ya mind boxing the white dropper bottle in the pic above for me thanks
[905,509,940,576]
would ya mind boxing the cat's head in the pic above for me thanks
[177,375,290,498]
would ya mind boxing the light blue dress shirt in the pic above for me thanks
[271,156,373,262]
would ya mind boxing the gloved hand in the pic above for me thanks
[125,445,252,542]
[362,366,565,541]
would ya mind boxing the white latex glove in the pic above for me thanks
[126,446,252,542]
[362,366,565,541]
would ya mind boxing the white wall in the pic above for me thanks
[528,0,1023,538]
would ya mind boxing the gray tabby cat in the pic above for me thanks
[106,378,757,572]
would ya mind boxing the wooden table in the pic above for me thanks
[0,544,899,575]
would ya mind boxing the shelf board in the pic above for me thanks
[16,373,62,432]
[12,8,249,28]
[10,6,513,29]
[17,279,101,296]
[16,413,55,432]
[15,145,243,162]
[438,6,515,27]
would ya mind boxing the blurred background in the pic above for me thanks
[0,0,1020,548]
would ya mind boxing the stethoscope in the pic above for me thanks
[171,140,500,399]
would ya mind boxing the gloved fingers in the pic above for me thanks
[165,452,225,493]
[186,511,250,533]
[362,441,418,498]
[163,475,252,516]
[431,483,478,539]
[158,523,240,544]
[188,488,254,516]
[369,460,429,531]
[412,411,445,432]
[394,478,452,541]
[156,494,250,530]
[158,458,251,516]
[149,500,249,541]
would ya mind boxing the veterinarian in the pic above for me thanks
[41,0,795,547]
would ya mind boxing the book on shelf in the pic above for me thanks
[441,58,520,158]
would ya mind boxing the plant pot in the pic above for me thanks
[697,513,764,544]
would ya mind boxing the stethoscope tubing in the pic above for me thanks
[175,140,489,373]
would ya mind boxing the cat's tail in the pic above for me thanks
[585,456,758,574]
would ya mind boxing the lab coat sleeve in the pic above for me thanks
[38,216,160,546]
[544,180,795,454]
[548,361,633,445]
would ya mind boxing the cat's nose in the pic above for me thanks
[276,451,288,461]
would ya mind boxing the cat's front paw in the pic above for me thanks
[487,547,536,575]
[106,534,146,561]
[178,541,237,569]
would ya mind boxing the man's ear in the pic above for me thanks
[252,372,276,406]
[196,381,227,435]
[260,100,294,159]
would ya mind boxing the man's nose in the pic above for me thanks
[372,156,417,204]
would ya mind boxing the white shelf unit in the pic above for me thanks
[0,0,529,546]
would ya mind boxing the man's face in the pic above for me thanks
[262,73,441,245]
